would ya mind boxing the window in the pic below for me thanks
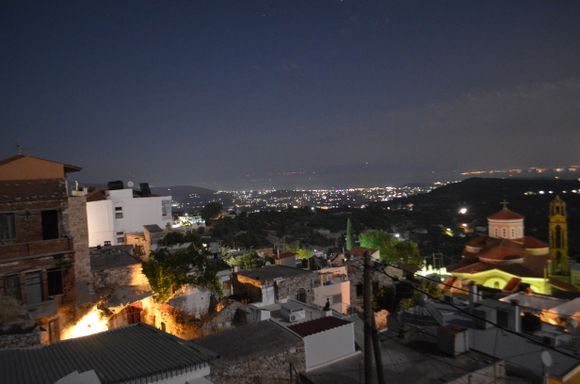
[47,269,63,296]
[116,231,125,244]
[0,213,16,240]
[115,206,123,219]
[332,294,342,304]
[356,283,363,297]
[160,322,166,332]
[162,200,171,217]
[127,305,141,324]
[296,288,307,303]
[24,271,43,304]
[42,210,59,240]
[3,275,21,300]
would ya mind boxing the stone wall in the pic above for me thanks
[64,196,93,302]
[199,301,246,337]
[277,272,319,304]
[93,264,150,291]
[348,258,394,309]
[0,328,41,349]
[140,298,201,340]
[208,344,305,384]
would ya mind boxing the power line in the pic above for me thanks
[386,262,580,321]
[376,264,579,360]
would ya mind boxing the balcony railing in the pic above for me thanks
[0,238,73,261]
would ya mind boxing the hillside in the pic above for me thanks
[398,177,580,256]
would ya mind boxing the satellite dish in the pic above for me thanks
[127,181,134,188]
[541,350,553,367]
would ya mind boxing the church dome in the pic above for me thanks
[488,205,524,240]
[487,207,524,220]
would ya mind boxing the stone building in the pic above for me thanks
[233,265,320,306]
[195,320,305,384]
[0,155,89,344]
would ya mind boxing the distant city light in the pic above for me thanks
[458,207,468,215]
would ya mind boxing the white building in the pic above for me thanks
[86,186,172,247]
[313,266,351,314]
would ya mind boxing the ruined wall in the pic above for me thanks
[140,299,201,340]
[208,344,305,384]
[234,272,319,305]
[277,273,319,304]
[199,301,246,337]
[0,328,41,349]
[93,264,150,291]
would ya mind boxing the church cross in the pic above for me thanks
[500,199,509,209]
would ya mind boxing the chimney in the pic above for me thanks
[469,283,478,309]
[511,300,521,333]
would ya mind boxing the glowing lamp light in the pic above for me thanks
[62,306,109,340]
[458,207,468,215]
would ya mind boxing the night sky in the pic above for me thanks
[1,1,580,190]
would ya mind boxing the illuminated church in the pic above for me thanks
[448,198,576,295]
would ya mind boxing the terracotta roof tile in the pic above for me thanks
[277,252,296,259]
[487,208,524,220]
[288,316,351,337]
[523,236,549,249]
[86,188,107,202]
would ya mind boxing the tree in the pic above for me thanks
[226,251,265,270]
[284,244,312,260]
[394,241,422,265]
[200,202,223,223]
[142,244,220,302]
[359,229,422,266]
[359,230,398,261]
[345,217,354,251]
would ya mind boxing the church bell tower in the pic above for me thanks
[549,196,569,275]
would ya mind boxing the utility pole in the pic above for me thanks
[372,314,386,384]
[363,251,373,384]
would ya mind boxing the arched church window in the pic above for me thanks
[511,229,515,238]
[555,226,562,249]
[502,228,506,237]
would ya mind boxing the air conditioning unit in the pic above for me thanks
[281,302,306,323]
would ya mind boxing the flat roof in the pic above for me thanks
[194,320,300,362]
[237,265,314,282]
[305,330,502,384]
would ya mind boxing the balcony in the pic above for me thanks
[0,238,73,262]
